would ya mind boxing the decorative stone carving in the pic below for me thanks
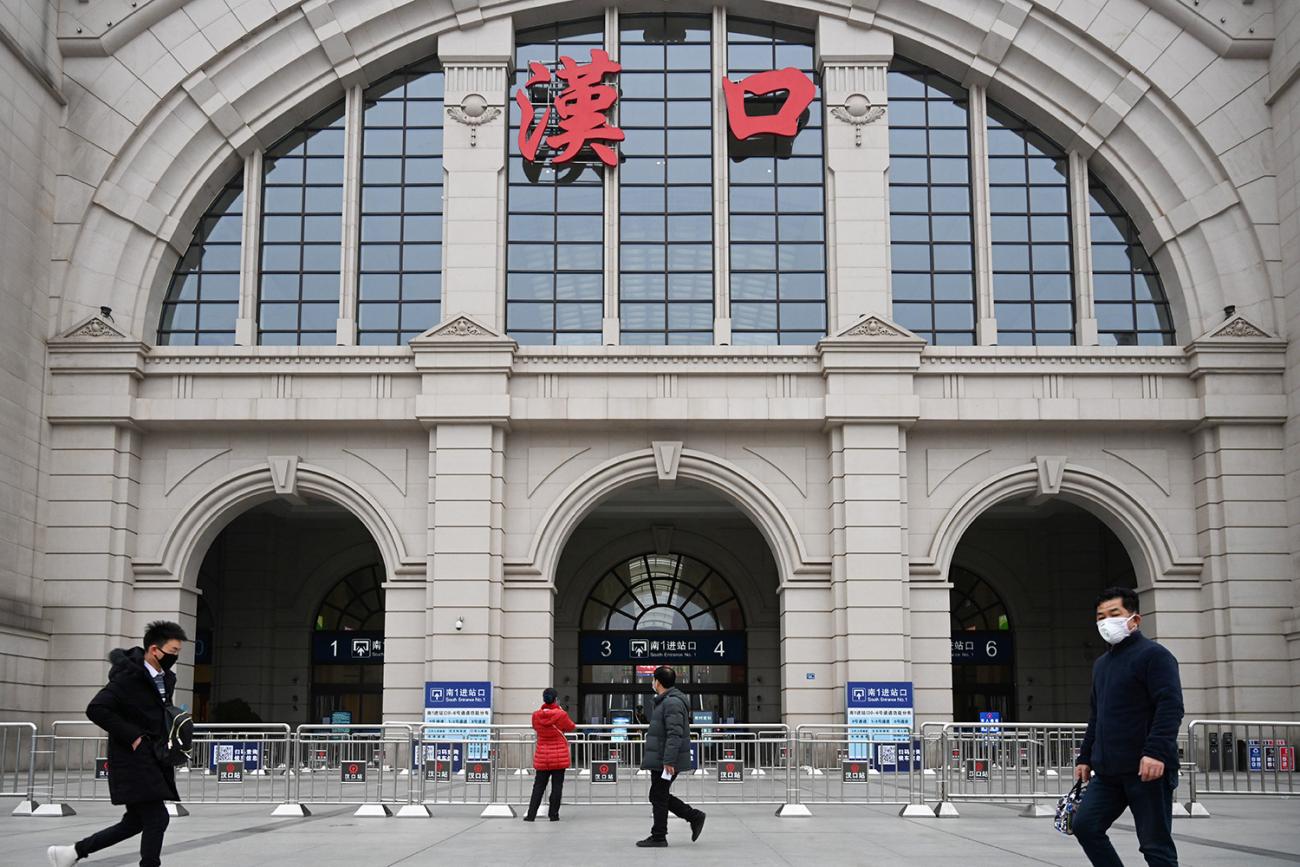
[839,315,909,339]
[447,94,501,146]
[829,93,886,146]
[1035,455,1067,497]
[65,316,126,339]
[1212,318,1269,338]
[652,441,683,484]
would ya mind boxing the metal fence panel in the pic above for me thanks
[1188,720,1299,803]
[0,722,36,803]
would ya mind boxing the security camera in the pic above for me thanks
[455,617,464,631]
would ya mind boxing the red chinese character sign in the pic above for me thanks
[722,67,815,140]
[515,49,625,166]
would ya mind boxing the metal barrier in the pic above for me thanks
[935,722,1086,817]
[1186,719,1300,816]
[791,724,931,816]
[1,722,37,815]
[179,724,294,807]
[293,723,418,817]
[414,722,793,817]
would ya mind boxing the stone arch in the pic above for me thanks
[507,447,830,588]
[911,462,1202,590]
[56,0,1274,344]
[133,461,423,590]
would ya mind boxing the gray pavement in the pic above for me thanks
[4,798,1300,866]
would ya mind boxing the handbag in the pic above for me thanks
[1054,780,1086,835]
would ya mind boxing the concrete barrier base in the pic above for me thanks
[775,803,811,817]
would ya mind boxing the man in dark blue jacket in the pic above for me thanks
[1073,587,1183,866]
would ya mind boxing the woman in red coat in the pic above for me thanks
[525,688,576,821]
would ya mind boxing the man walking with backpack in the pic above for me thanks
[636,666,705,848]
[47,621,188,867]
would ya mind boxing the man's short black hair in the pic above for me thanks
[143,620,187,650]
[1094,587,1139,615]
[653,666,676,688]
[542,687,558,704]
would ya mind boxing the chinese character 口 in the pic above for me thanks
[721,67,815,140]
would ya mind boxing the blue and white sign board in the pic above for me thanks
[979,711,1002,734]
[425,681,492,761]
[847,681,914,758]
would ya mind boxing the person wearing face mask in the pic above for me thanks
[47,621,187,867]
[1072,588,1183,867]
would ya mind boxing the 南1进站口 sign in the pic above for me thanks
[424,681,492,760]
[846,681,914,760]
[513,48,815,166]
[579,631,746,665]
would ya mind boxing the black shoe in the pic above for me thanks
[523,815,536,822]
[636,836,668,848]
[690,811,706,842]
[549,816,560,822]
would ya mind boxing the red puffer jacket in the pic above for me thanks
[532,703,576,770]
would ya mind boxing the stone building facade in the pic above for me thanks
[1,0,1299,728]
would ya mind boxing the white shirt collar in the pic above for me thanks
[144,658,163,679]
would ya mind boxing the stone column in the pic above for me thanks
[413,319,514,719]
[438,17,513,330]
[821,317,924,721]
[1187,323,1292,716]
[817,18,893,333]
[42,332,149,724]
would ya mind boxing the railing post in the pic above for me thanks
[1185,722,1210,817]
[776,727,810,817]
[271,726,310,817]
[935,726,959,817]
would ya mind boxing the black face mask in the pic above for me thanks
[158,651,179,672]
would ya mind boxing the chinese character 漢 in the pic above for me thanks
[721,67,815,140]
[515,49,625,166]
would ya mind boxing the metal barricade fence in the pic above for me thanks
[937,722,1086,816]
[1,722,37,811]
[792,724,926,813]
[415,722,792,811]
[1187,719,1299,814]
[179,724,293,805]
[293,723,415,812]
[35,721,112,808]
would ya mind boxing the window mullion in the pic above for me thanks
[337,85,364,346]
[603,6,621,344]
[235,150,263,345]
[968,84,997,345]
[1068,150,1098,345]
[712,4,730,345]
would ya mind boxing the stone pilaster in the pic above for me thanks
[816,17,893,333]
[438,17,513,329]
[413,316,514,719]
[820,315,923,721]
[1187,320,1291,716]
[42,330,149,724]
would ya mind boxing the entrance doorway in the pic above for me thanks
[194,499,387,725]
[578,552,747,724]
[948,499,1137,722]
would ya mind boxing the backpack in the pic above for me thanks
[1054,780,1086,835]
[153,704,194,766]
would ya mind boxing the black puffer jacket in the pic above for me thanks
[640,687,692,771]
[86,647,180,805]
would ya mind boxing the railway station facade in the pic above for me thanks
[2,0,1299,730]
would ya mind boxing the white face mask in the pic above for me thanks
[1096,614,1135,645]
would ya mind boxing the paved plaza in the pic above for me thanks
[5,798,1299,866]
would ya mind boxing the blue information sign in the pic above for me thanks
[424,681,492,760]
[951,631,1013,664]
[579,631,746,664]
[313,631,385,664]
[847,681,914,757]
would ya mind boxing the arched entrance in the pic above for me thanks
[578,552,748,724]
[948,500,1137,722]
[552,479,783,725]
[194,499,387,724]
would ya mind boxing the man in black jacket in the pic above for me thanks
[47,621,187,867]
[1073,588,1183,867]
[636,666,705,848]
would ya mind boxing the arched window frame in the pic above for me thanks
[581,552,745,631]
[155,12,1176,350]
[315,563,386,632]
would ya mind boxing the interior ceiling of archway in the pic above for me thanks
[579,480,759,526]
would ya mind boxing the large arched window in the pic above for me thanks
[315,563,385,631]
[157,177,243,346]
[950,566,1010,632]
[581,553,744,631]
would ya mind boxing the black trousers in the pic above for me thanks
[76,800,170,867]
[526,768,566,819]
[648,770,699,840]
[1073,772,1178,867]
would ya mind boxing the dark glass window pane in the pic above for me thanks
[159,175,244,345]
[1088,175,1175,345]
